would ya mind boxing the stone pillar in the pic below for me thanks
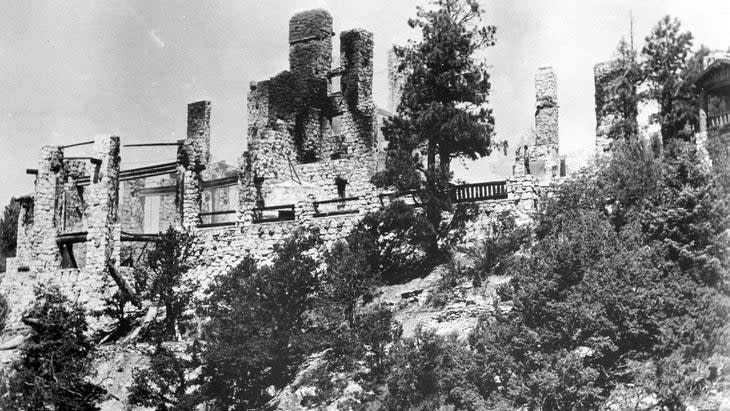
[180,169,202,229]
[535,67,558,146]
[85,135,121,274]
[341,29,374,113]
[177,101,211,229]
[238,152,256,226]
[32,145,63,271]
[187,101,211,165]
[289,9,333,79]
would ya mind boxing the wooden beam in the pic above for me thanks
[56,232,88,244]
[61,140,94,149]
[26,169,38,175]
[123,142,182,147]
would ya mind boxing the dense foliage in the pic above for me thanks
[381,140,730,410]
[198,230,323,409]
[600,16,711,149]
[1,286,105,410]
[140,227,196,342]
[374,0,496,227]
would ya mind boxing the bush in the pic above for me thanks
[128,344,201,411]
[384,327,486,411]
[1,286,105,410]
[198,229,322,409]
[346,201,444,284]
[466,140,730,408]
[470,211,530,287]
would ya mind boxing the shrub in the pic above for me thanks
[384,327,486,411]
[198,229,322,409]
[1,286,105,410]
[128,344,201,411]
[347,201,444,284]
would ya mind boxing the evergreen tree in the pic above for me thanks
[199,230,322,409]
[128,345,200,411]
[2,286,105,410]
[641,16,697,143]
[374,0,496,227]
[142,227,195,342]
[605,38,642,141]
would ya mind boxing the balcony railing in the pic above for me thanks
[199,209,237,228]
[709,111,730,130]
[252,204,296,223]
[314,196,360,217]
[452,181,508,202]
[379,181,508,207]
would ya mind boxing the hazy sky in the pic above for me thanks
[1,0,729,207]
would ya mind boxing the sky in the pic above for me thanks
[1,0,729,207]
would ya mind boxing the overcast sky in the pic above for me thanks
[1,0,728,207]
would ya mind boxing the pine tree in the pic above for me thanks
[605,38,642,141]
[641,16,697,143]
[374,0,496,227]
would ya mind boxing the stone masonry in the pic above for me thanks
[514,67,562,183]
[84,136,121,274]
[1,9,566,337]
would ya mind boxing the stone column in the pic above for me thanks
[535,67,559,146]
[32,145,63,272]
[238,152,256,226]
[341,29,374,114]
[187,100,211,165]
[177,101,211,229]
[85,135,121,274]
[289,9,333,79]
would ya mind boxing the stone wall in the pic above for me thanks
[514,67,562,183]
[244,11,377,210]
[0,268,114,335]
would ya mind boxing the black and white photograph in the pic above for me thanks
[0,1,728,409]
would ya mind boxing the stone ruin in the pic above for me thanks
[514,67,565,182]
[0,9,566,335]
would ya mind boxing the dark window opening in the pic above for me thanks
[301,151,319,164]
[335,177,348,210]
[60,244,78,269]
[254,176,265,208]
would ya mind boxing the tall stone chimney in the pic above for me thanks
[289,9,333,79]
[535,67,559,146]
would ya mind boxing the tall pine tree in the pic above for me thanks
[374,0,496,227]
